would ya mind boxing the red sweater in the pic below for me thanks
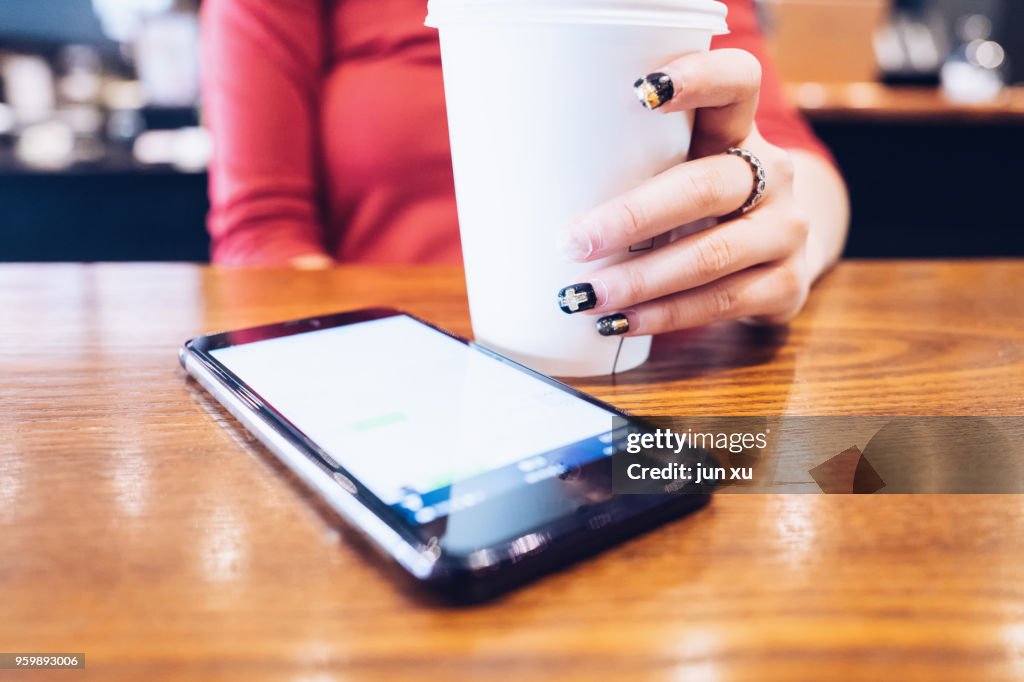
[201,0,829,265]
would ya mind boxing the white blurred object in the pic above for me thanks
[16,120,75,170]
[903,20,943,72]
[92,0,173,43]
[135,12,200,107]
[133,127,210,171]
[967,39,1006,70]
[0,104,15,135]
[2,55,56,125]
[941,58,1004,104]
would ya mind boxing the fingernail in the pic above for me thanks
[556,227,593,262]
[557,283,597,314]
[633,72,674,110]
[597,313,630,336]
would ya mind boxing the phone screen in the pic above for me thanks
[209,315,617,526]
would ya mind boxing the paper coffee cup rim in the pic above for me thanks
[425,0,728,33]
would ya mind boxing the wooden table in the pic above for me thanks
[2,261,1023,681]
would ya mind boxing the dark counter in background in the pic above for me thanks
[2,84,1023,262]
[818,120,1024,258]
[801,83,1024,258]
[0,154,209,262]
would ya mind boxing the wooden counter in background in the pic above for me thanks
[788,81,1024,124]
[1,261,1024,681]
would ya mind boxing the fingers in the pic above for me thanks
[554,47,806,338]
[289,253,334,270]
[558,151,763,262]
[633,48,761,157]
[594,259,809,337]
[559,207,809,315]
[557,48,769,263]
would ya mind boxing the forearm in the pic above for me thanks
[789,149,850,282]
[207,213,330,266]
[201,0,329,266]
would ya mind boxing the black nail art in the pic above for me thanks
[633,72,674,110]
[597,314,630,336]
[557,283,597,314]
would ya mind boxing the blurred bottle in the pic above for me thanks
[135,12,200,108]
[103,80,146,146]
[56,45,105,163]
[57,45,103,106]
[92,0,199,108]
[875,3,948,85]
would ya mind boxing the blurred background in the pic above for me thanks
[0,0,1021,262]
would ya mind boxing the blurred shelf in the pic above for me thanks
[787,82,1024,124]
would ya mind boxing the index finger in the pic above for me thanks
[634,48,762,157]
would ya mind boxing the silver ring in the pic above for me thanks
[726,147,767,215]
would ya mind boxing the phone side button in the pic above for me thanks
[332,472,358,494]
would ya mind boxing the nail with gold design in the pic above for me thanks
[596,314,630,336]
[557,283,597,314]
[633,72,674,110]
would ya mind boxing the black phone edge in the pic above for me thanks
[418,492,710,603]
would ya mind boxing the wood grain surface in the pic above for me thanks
[2,261,1023,681]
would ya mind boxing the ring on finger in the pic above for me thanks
[725,147,767,216]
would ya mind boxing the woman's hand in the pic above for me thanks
[555,49,844,337]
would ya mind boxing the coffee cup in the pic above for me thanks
[426,0,728,376]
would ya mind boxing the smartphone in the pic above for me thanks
[180,308,709,601]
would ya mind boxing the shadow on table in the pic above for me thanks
[593,321,789,387]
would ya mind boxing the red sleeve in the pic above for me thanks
[200,0,329,265]
[715,0,835,165]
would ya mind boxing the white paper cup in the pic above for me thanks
[426,0,728,377]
